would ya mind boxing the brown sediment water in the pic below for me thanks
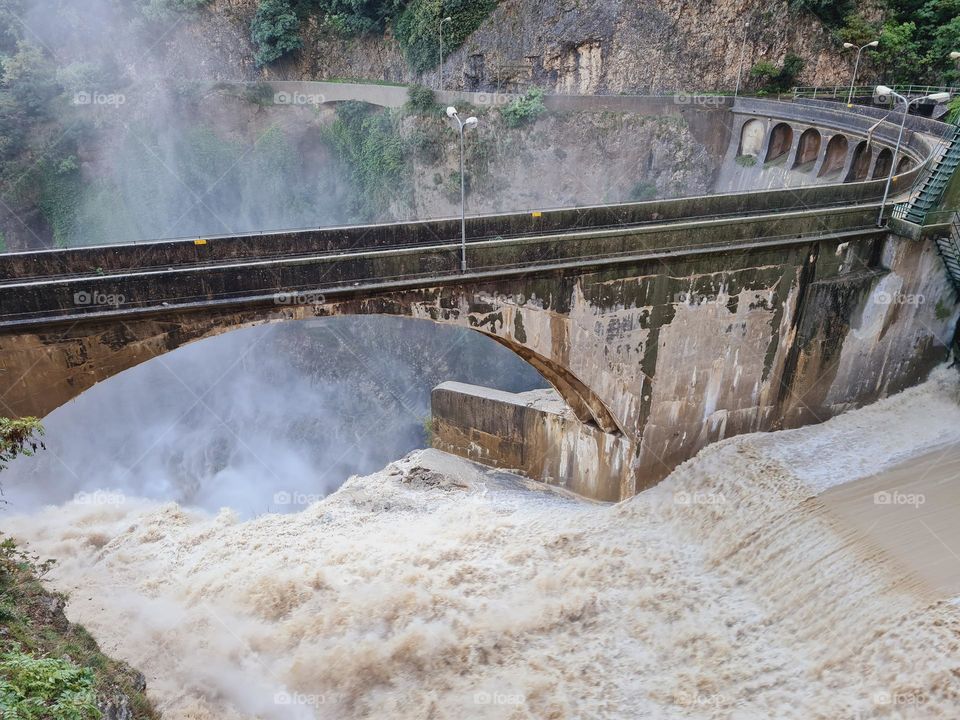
[6,369,960,719]
[819,445,960,601]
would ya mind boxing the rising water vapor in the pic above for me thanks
[0,317,547,515]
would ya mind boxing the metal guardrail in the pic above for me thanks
[916,209,960,226]
[891,202,911,220]
[0,225,885,326]
[793,85,960,101]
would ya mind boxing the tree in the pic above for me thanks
[251,0,303,66]
[0,417,44,474]
[750,54,804,93]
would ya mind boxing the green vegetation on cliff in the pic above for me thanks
[501,87,546,128]
[0,417,43,471]
[0,534,158,719]
[251,0,304,65]
[324,101,408,219]
[750,54,804,94]
[0,418,156,718]
[249,0,498,70]
[797,0,960,85]
[394,0,498,73]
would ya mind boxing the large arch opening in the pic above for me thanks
[872,148,893,179]
[0,317,562,515]
[738,118,765,158]
[764,122,793,163]
[818,134,849,178]
[896,155,914,174]
[792,128,821,170]
[845,141,872,182]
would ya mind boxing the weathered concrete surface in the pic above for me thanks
[2,231,954,499]
[431,382,632,501]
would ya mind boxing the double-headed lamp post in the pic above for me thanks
[874,85,950,227]
[843,40,879,104]
[446,106,478,272]
[438,16,452,91]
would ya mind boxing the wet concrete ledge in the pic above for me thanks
[431,381,633,502]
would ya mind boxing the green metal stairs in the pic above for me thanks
[935,214,960,295]
[904,125,960,224]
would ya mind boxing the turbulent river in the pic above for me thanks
[7,368,960,719]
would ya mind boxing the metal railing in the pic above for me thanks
[0,225,885,326]
[793,84,960,101]
[891,202,911,220]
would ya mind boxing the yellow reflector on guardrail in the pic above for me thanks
[194,239,207,245]
[532,211,542,218]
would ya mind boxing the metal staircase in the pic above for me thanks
[936,215,960,361]
[935,213,960,295]
[904,125,960,224]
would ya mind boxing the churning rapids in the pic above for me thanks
[7,369,960,719]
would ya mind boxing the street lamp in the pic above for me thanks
[734,23,750,99]
[438,16,452,91]
[874,85,950,227]
[446,106,478,272]
[843,40,879,104]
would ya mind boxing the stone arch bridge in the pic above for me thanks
[1,96,957,501]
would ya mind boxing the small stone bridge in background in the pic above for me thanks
[1,94,958,501]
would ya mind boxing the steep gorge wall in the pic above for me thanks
[159,0,852,92]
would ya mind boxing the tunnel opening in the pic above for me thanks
[844,141,872,182]
[738,118,765,159]
[818,134,849,178]
[872,148,893,179]
[792,128,821,170]
[764,123,793,164]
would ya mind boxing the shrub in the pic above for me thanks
[750,54,804,93]
[0,417,44,472]
[251,0,303,66]
[243,82,277,105]
[394,0,497,73]
[501,87,546,128]
[324,102,408,219]
[405,84,439,114]
[749,60,778,84]
[0,651,100,720]
[314,0,405,34]
[629,181,657,201]
[946,97,960,125]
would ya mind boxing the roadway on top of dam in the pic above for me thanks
[0,195,887,328]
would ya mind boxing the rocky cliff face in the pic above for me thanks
[161,0,850,92]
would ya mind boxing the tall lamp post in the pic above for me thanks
[843,40,879,104]
[874,85,950,227]
[446,106,478,272]
[438,16,452,91]
[734,23,750,98]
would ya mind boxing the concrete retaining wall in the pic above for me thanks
[431,382,632,501]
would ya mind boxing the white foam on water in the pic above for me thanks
[7,370,960,719]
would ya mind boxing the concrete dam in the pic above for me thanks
[1,91,958,502]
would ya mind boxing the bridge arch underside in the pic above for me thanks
[1,236,955,500]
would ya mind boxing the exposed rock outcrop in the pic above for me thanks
[159,0,852,92]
